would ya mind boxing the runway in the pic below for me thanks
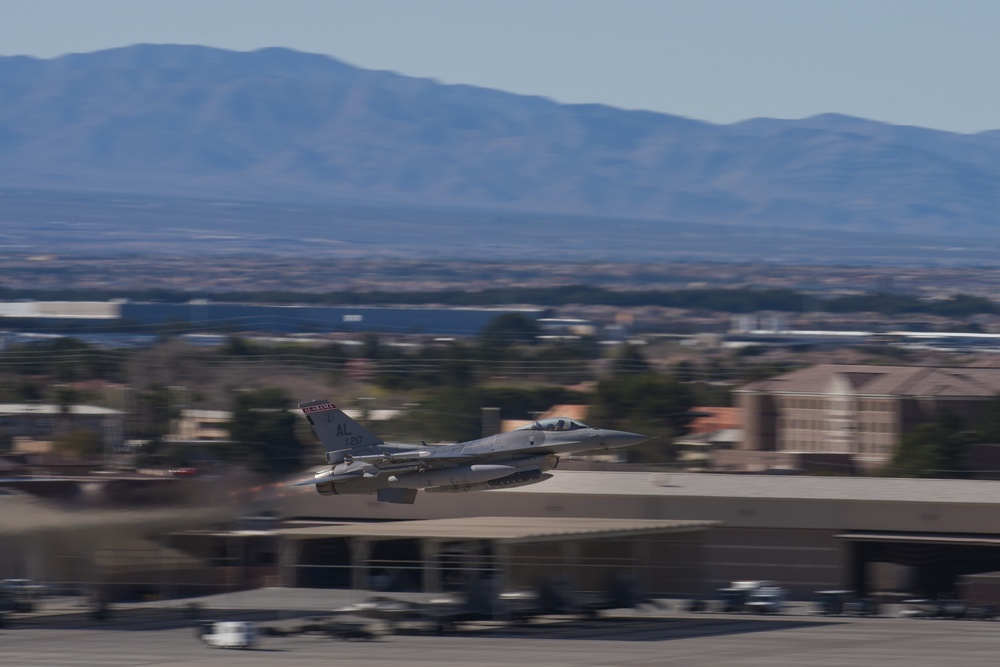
[3,588,1000,667]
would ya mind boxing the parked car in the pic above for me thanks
[197,621,257,649]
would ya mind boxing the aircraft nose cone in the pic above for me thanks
[600,430,649,449]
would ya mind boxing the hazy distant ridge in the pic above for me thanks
[3,44,1000,235]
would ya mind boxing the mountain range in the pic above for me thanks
[2,44,1000,237]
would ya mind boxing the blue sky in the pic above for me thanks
[3,0,999,133]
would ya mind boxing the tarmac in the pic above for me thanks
[3,588,1000,667]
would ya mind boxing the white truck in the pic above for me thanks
[197,621,258,649]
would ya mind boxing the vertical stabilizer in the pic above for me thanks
[299,400,384,460]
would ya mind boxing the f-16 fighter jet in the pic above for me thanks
[296,400,648,504]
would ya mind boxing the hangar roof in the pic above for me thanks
[504,471,1000,505]
[838,531,1000,546]
[275,516,716,543]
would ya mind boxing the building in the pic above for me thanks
[11,469,1000,603]
[0,300,543,337]
[674,429,742,467]
[686,407,742,435]
[167,409,232,443]
[266,471,1000,600]
[0,403,124,452]
[735,365,1000,468]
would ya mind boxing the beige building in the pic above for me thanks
[735,365,1000,467]
[167,409,232,442]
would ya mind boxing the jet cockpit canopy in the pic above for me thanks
[517,418,588,432]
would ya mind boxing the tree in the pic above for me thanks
[360,333,383,360]
[437,347,475,387]
[479,386,588,421]
[51,385,79,412]
[228,388,305,475]
[221,336,254,357]
[134,384,177,442]
[888,418,971,479]
[478,313,540,349]
[589,373,695,463]
[50,385,79,439]
[379,387,488,444]
[673,360,696,382]
[973,394,1000,443]
[609,343,650,376]
[52,429,103,460]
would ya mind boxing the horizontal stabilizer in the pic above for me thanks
[326,449,350,464]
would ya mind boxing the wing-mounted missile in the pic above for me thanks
[345,450,431,464]
[425,469,553,493]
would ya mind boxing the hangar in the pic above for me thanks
[8,470,1000,602]
[274,470,1000,599]
[273,516,715,595]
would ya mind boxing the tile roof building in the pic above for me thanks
[687,406,742,434]
[735,365,1000,467]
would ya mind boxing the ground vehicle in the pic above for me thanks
[685,597,708,612]
[813,590,851,615]
[969,604,997,620]
[744,586,787,614]
[717,580,780,613]
[716,587,748,612]
[197,621,257,649]
[0,579,44,613]
[844,597,881,617]
[898,599,935,618]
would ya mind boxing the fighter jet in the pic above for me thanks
[296,399,648,504]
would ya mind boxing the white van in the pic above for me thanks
[198,621,257,649]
